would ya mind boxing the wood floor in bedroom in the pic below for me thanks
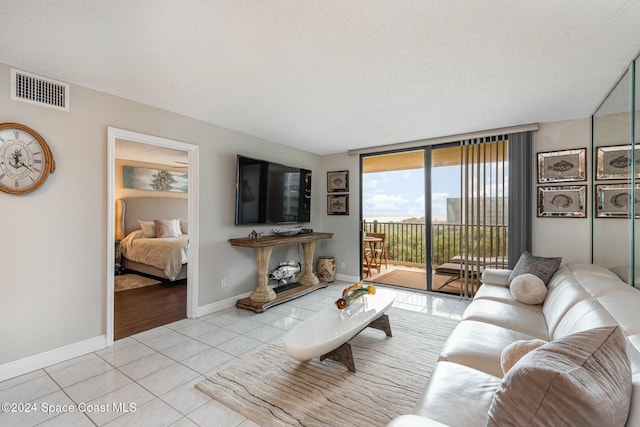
[114,279,187,340]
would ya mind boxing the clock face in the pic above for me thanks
[0,123,55,194]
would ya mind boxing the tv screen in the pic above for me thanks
[235,155,311,225]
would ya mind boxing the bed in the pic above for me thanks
[118,197,188,281]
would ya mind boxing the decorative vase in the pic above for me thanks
[317,256,336,283]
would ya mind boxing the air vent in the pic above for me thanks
[11,68,69,112]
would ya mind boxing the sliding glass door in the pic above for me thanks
[361,137,511,297]
[361,150,427,290]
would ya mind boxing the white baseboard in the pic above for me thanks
[336,273,360,283]
[0,335,107,383]
[195,291,252,318]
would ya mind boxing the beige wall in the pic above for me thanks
[0,62,324,366]
[532,118,592,263]
[0,57,593,372]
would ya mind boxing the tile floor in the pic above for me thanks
[0,283,469,427]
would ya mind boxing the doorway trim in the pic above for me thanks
[106,127,200,345]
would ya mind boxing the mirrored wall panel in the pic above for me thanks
[592,60,636,287]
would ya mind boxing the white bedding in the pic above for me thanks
[120,229,188,281]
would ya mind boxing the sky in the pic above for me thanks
[363,166,461,221]
[363,162,508,222]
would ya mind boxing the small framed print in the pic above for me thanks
[327,194,349,215]
[596,145,640,180]
[596,184,640,218]
[537,185,586,218]
[327,170,349,192]
[537,149,586,183]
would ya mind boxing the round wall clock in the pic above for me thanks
[0,122,55,194]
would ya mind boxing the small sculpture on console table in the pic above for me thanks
[269,260,302,286]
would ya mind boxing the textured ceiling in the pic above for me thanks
[1,1,640,155]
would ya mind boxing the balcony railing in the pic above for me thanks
[363,220,508,268]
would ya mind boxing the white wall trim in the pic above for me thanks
[0,336,106,383]
[107,127,200,347]
[196,291,253,318]
[336,273,360,283]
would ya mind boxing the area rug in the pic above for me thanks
[196,308,459,427]
[372,269,426,290]
[114,274,161,292]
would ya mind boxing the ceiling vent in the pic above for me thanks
[11,68,69,112]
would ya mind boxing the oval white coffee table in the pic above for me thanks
[284,288,395,372]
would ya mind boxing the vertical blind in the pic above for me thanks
[459,135,509,297]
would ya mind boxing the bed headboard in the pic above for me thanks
[119,197,188,237]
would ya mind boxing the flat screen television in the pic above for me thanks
[235,155,311,225]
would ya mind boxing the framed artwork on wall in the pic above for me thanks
[327,170,349,192]
[537,185,586,218]
[327,194,349,215]
[123,165,188,192]
[537,148,586,183]
[596,145,640,180]
[595,184,640,218]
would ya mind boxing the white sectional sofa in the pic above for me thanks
[387,263,640,427]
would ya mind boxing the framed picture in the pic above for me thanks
[537,185,586,218]
[327,170,349,192]
[595,184,640,218]
[327,194,349,215]
[596,145,640,180]
[123,165,188,192]
[537,148,586,183]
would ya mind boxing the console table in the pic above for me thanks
[229,232,334,313]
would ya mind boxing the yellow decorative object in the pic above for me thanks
[335,281,374,310]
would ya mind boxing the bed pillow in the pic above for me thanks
[180,219,189,234]
[154,219,182,238]
[488,326,632,427]
[509,273,547,304]
[508,251,562,286]
[138,220,156,238]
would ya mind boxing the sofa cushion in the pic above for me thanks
[462,299,548,339]
[439,320,540,377]
[412,362,501,427]
[508,251,562,285]
[509,273,547,304]
[487,326,632,427]
[500,339,547,374]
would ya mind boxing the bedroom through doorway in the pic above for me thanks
[107,127,200,344]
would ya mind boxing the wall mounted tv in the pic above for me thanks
[235,155,311,225]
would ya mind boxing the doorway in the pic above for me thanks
[106,127,200,345]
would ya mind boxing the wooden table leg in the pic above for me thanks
[368,314,392,337]
[298,240,320,285]
[320,342,356,373]
[249,246,277,302]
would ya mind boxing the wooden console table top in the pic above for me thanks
[229,232,334,248]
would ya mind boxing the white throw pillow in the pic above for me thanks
[138,220,156,238]
[154,219,182,238]
[509,273,547,305]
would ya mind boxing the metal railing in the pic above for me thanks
[363,220,508,267]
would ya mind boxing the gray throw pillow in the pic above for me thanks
[507,251,562,285]
[487,326,632,427]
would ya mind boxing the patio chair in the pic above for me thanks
[366,232,387,270]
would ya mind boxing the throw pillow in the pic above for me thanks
[508,251,562,285]
[154,219,182,238]
[138,220,156,238]
[180,219,189,234]
[487,326,632,427]
[509,273,547,305]
[500,338,547,374]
